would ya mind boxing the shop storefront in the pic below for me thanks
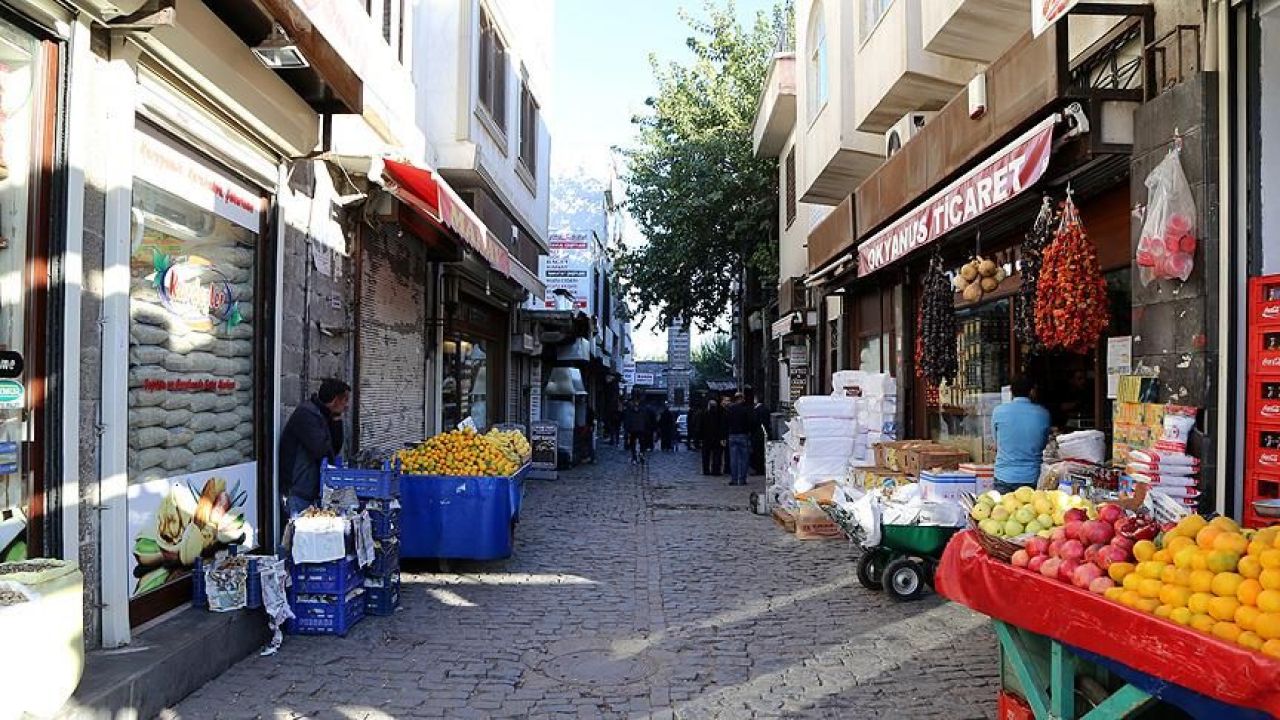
[442,284,510,431]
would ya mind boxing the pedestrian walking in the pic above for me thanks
[724,392,756,486]
[658,406,676,451]
[700,398,725,475]
[750,393,772,475]
[279,378,349,518]
[623,395,655,464]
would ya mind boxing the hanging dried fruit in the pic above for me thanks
[919,251,959,384]
[1034,195,1111,354]
[1016,197,1055,351]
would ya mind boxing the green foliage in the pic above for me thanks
[616,0,791,332]
[691,334,734,385]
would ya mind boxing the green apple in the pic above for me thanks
[1003,519,1025,537]
[991,506,1011,522]
[1014,506,1037,525]
[970,504,992,521]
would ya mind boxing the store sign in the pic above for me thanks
[857,115,1057,276]
[635,372,655,386]
[135,127,260,231]
[150,255,244,332]
[530,421,558,471]
[0,380,23,410]
[787,345,809,368]
[530,359,543,423]
[533,234,595,312]
[0,351,22,379]
[1032,0,1080,37]
[127,462,258,598]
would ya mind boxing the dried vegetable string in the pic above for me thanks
[1015,197,1055,355]
[1033,194,1111,354]
[919,250,959,385]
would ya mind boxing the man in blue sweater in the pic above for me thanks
[992,375,1051,493]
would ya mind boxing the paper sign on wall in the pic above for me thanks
[1032,0,1080,37]
[1106,336,1133,399]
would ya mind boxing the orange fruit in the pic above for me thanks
[1161,565,1181,584]
[1134,540,1158,561]
[1198,526,1222,550]
[1174,547,1198,570]
[1240,555,1264,580]
[1139,562,1167,580]
[1155,604,1173,619]
[1123,574,1143,592]
[1211,516,1242,533]
[1264,639,1280,658]
[1238,604,1262,631]
[1174,515,1207,539]
[1109,562,1136,583]
[1209,596,1241,621]
[1262,549,1280,570]
[1104,586,1125,602]
[1214,621,1243,643]
[1207,551,1241,574]
[1257,613,1280,640]
[1212,572,1245,598]
[1188,592,1213,615]
[1189,570,1215,593]
[1170,607,1193,626]
[1120,590,1141,608]
[1191,551,1210,571]
[1135,598,1161,614]
[1139,578,1164,599]
[1263,569,1280,591]
[1172,569,1194,587]
[1239,631,1265,651]
[1166,536,1195,554]
[1160,584,1192,608]
[1153,549,1172,564]
[1239,578,1264,607]
[1191,613,1217,633]
[1215,532,1249,556]
[1249,539,1270,557]
[1259,590,1280,613]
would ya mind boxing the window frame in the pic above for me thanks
[517,72,539,188]
[807,5,829,121]
[477,6,508,138]
[784,147,797,228]
[860,0,895,45]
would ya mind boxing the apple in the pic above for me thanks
[1014,506,1037,526]
[1064,520,1086,541]
[1028,555,1047,573]
[991,506,1012,523]
[1097,503,1125,525]
[1082,520,1115,545]
[1058,558,1081,584]
[1025,536,1050,557]
[1041,557,1062,579]
[1089,576,1116,595]
[1011,549,1030,568]
[1064,508,1089,524]
[1073,562,1103,589]
[1060,539,1085,563]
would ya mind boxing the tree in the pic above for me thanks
[616,1,792,332]
[691,334,734,386]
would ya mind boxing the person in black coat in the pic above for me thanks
[751,395,772,475]
[279,378,350,518]
[700,398,726,475]
[658,407,677,452]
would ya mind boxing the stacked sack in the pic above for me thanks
[1126,405,1201,510]
[790,395,859,494]
[831,371,899,463]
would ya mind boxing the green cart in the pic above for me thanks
[820,502,960,602]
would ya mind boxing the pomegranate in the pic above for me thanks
[1028,555,1047,573]
[1073,562,1103,589]
[1058,558,1081,584]
[1064,508,1088,524]
[1025,536,1050,557]
[1097,503,1124,525]
[1084,544,1105,564]
[1048,539,1065,558]
[1089,576,1116,595]
[1063,520,1086,541]
[1041,557,1062,579]
[1059,539,1085,563]
[1095,545,1128,570]
[1011,549,1030,568]
[1082,520,1115,545]
[1050,527,1068,544]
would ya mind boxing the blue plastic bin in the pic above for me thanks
[399,467,527,561]
[192,556,262,610]
[286,590,364,636]
[367,540,400,577]
[321,459,400,500]
[364,574,401,616]
[291,556,361,595]
[365,506,401,540]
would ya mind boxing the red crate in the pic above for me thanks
[1248,378,1280,424]
[1250,275,1280,328]
[1251,330,1280,377]
[997,691,1034,720]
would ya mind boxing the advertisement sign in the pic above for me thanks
[1032,0,1080,37]
[634,372,655,386]
[1106,336,1133,399]
[787,345,809,368]
[857,116,1056,276]
[0,351,22,379]
[135,125,261,232]
[127,462,257,598]
[530,421,558,478]
[532,233,595,311]
[530,358,543,423]
[0,380,23,410]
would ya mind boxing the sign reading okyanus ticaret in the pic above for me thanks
[856,115,1057,277]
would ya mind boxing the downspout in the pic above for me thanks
[1208,0,1232,517]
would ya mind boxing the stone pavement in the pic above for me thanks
[168,445,1000,720]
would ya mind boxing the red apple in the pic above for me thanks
[1097,503,1125,525]
[1060,539,1085,563]
[1011,549,1030,568]
[1089,576,1116,595]
[1083,520,1115,545]
[1073,562,1104,589]
[1025,536,1050,558]
[1058,558,1081,584]
[1028,555,1047,573]
[1041,557,1063,579]
[1064,508,1089,524]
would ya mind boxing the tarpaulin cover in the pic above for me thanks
[936,530,1280,716]
[399,467,526,561]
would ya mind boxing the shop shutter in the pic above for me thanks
[358,227,428,457]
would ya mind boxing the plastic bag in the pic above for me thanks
[1136,149,1197,285]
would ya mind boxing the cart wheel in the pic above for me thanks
[922,560,937,590]
[882,558,926,601]
[856,550,887,590]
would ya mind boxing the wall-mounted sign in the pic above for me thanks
[634,372,655,386]
[0,380,23,410]
[0,351,22,379]
[0,441,17,474]
[140,378,238,393]
[787,345,809,368]
[1032,0,1080,37]
[135,125,261,232]
[530,421,558,476]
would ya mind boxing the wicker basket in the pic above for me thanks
[968,519,1024,563]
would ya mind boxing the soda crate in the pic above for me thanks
[364,506,401,540]
[290,556,361,595]
[364,573,401,616]
[321,460,400,500]
[286,589,364,636]
[1250,275,1280,328]
[192,556,262,610]
[368,540,400,577]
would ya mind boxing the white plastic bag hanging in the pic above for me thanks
[1136,148,1197,285]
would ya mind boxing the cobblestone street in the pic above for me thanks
[170,447,1000,719]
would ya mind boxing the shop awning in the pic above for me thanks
[855,114,1058,277]
[348,156,544,298]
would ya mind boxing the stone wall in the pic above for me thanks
[1129,72,1220,509]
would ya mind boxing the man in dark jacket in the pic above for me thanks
[623,395,655,463]
[724,392,759,486]
[279,378,349,517]
[700,398,725,475]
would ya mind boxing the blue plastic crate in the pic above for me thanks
[368,540,400,577]
[192,556,262,610]
[363,574,400,616]
[286,590,364,636]
[321,459,400,500]
[364,506,401,540]
[290,556,361,595]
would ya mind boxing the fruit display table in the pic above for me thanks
[399,464,528,561]
[937,531,1280,718]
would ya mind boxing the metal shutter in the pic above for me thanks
[358,226,428,457]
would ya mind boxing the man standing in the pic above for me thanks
[700,398,725,475]
[992,376,1052,493]
[279,378,350,518]
[623,394,654,464]
[724,392,757,486]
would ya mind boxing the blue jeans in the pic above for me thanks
[728,434,751,485]
[285,495,314,519]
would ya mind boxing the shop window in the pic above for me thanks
[518,76,539,179]
[443,338,491,430]
[125,125,264,603]
[785,148,797,227]
[478,7,508,133]
[860,0,894,42]
[806,5,828,119]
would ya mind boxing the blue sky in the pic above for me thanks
[552,0,776,357]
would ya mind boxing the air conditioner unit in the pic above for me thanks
[884,111,937,158]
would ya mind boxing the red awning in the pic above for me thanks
[377,158,544,297]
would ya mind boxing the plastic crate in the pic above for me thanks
[290,556,361,595]
[321,459,400,500]
[364,574,401,616]
[192,556,262,610]
[365,506,401,540]
[286,589,364,636]
[368,540,400,577]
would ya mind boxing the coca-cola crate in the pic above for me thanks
[1250,275,1280,328]
[1248,423,1280,472]
[1248,378,1280,425]
[1252,329,1280,377]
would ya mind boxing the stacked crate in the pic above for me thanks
[286,555,364,636]
[320,460,401,617]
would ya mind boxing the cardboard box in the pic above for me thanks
[793,505,844,540]
[904,446,970,476]
[873,440,936,472]
[858,466,913,491]
[772,507,796,533]
[920,471,979,502]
